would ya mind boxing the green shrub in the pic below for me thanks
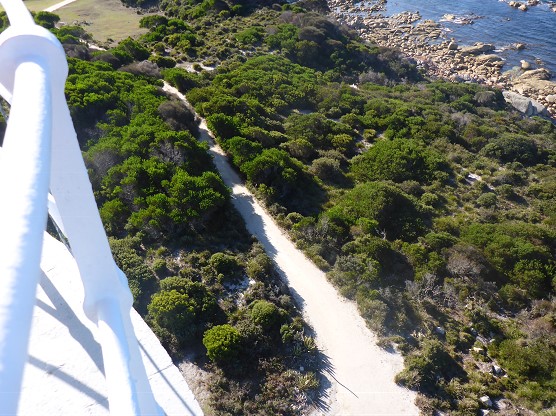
[235,26,265,45]
[422,232,458,251]
[517,381,556,410]
[34,11,60,29]
[498,339,556,381]
[246,253,272,280]
[309,157,343,182]
[326,181,427,241]
[351,139,449,184]
[250,300,280,328]
[209,252,242,277]
[356,295,389,334]
[481,134,541,165]
[152,258,167,276]
[476,192,497,208]
[162,68,201,92]
[149,55,176,68]
[148,290,196,342]
[499,284,529,309]
[203,324,242,363]
[109,236,157,307]
[149,277,217,345]
[420,192,439,207]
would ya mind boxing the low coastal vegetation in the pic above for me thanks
[69,51,322,416]
[1,10,322,414]
[134,1,555,413]
[2,1,554,414]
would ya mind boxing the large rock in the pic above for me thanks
[460,43,495,55]
[503,90,549,116]
[475,54,504,66]
[448,40,458,50]
[517,68,551,81]
[480,395,493,408]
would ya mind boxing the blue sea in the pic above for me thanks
[376,0,556,76]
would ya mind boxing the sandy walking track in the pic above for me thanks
[163,84,418,415]
[44,0,77,13]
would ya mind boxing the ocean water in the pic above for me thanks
[376,0,556,76]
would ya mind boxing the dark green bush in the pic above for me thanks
[498,339,556,382]
[148,277,217,345]
[351,139,449,184]
[162,67,202,92]
[481,134,541,165]
[476,192,497,208]
[209,252,242,278]
[326,181,427,241]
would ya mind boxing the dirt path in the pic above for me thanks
[44,0,77,12]
[163,83,418,415]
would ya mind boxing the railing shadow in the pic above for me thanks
[37,272,105,375]
[138,341,199,416]
[27,355,108,409]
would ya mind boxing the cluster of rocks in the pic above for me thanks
[441,13,481,25]
[327,0,556,118]
[507,0,556,12]
[508,1,529,11]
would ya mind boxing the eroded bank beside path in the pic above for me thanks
[163,82,418,415]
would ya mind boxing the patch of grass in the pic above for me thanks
[20,0,61,11]
[53,0,152,44]
[1,0,58,13]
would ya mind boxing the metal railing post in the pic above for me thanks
[0,2,162,414]
[0,41,53,416]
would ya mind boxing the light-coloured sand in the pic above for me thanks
[163,83,419,415]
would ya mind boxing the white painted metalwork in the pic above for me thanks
[0,2,162,414]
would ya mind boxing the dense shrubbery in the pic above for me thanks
[327,182,427,241]
[350,139,449,184]
[461,222,556,299]
[63,58,231,240]
[396,339,466,394]
[50,1,556,412]
[182,21,556,410]
[110,236,158,308]
[43,15,323,413]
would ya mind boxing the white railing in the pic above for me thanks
[0,2,162,414]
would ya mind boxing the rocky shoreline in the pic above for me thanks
[328,0,556,118]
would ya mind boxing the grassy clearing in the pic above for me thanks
[21,0,61,11]
[1,0,59,12]
[53,0,152,44]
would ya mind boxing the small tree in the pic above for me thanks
[34,11,60,29]
[203,325,241,363]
